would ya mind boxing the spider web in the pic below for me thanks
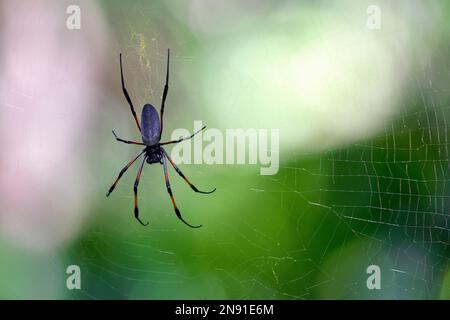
[70,1,450,300]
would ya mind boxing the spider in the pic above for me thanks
[106,49,216,228]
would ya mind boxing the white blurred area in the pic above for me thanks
[185,1,443,152]
[0,1,109,250]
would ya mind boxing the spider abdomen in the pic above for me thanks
[141,104,161,145]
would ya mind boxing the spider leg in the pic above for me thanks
[112,130,145,145]
[162,149,216,194]
[133,155,149,226]
[159,49,170,138]
[162,156,202,228]
[120,53,141,133]
[106,149,145,197]
[159,126,206,146]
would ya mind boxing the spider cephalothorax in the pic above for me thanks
[106,50,215,228]
[145,145,164,165]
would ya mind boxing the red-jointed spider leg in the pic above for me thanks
[159,126,206,146]
[162,156,202,228]
[159,49,170,138]
[120,53,141,133]
[162,149,216,194]
[133,155,149,226]
[112,130,145,145]
[106,149,145,197]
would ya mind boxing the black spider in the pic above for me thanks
[106,49,216,228]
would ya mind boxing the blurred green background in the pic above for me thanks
[0,0,450,299]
